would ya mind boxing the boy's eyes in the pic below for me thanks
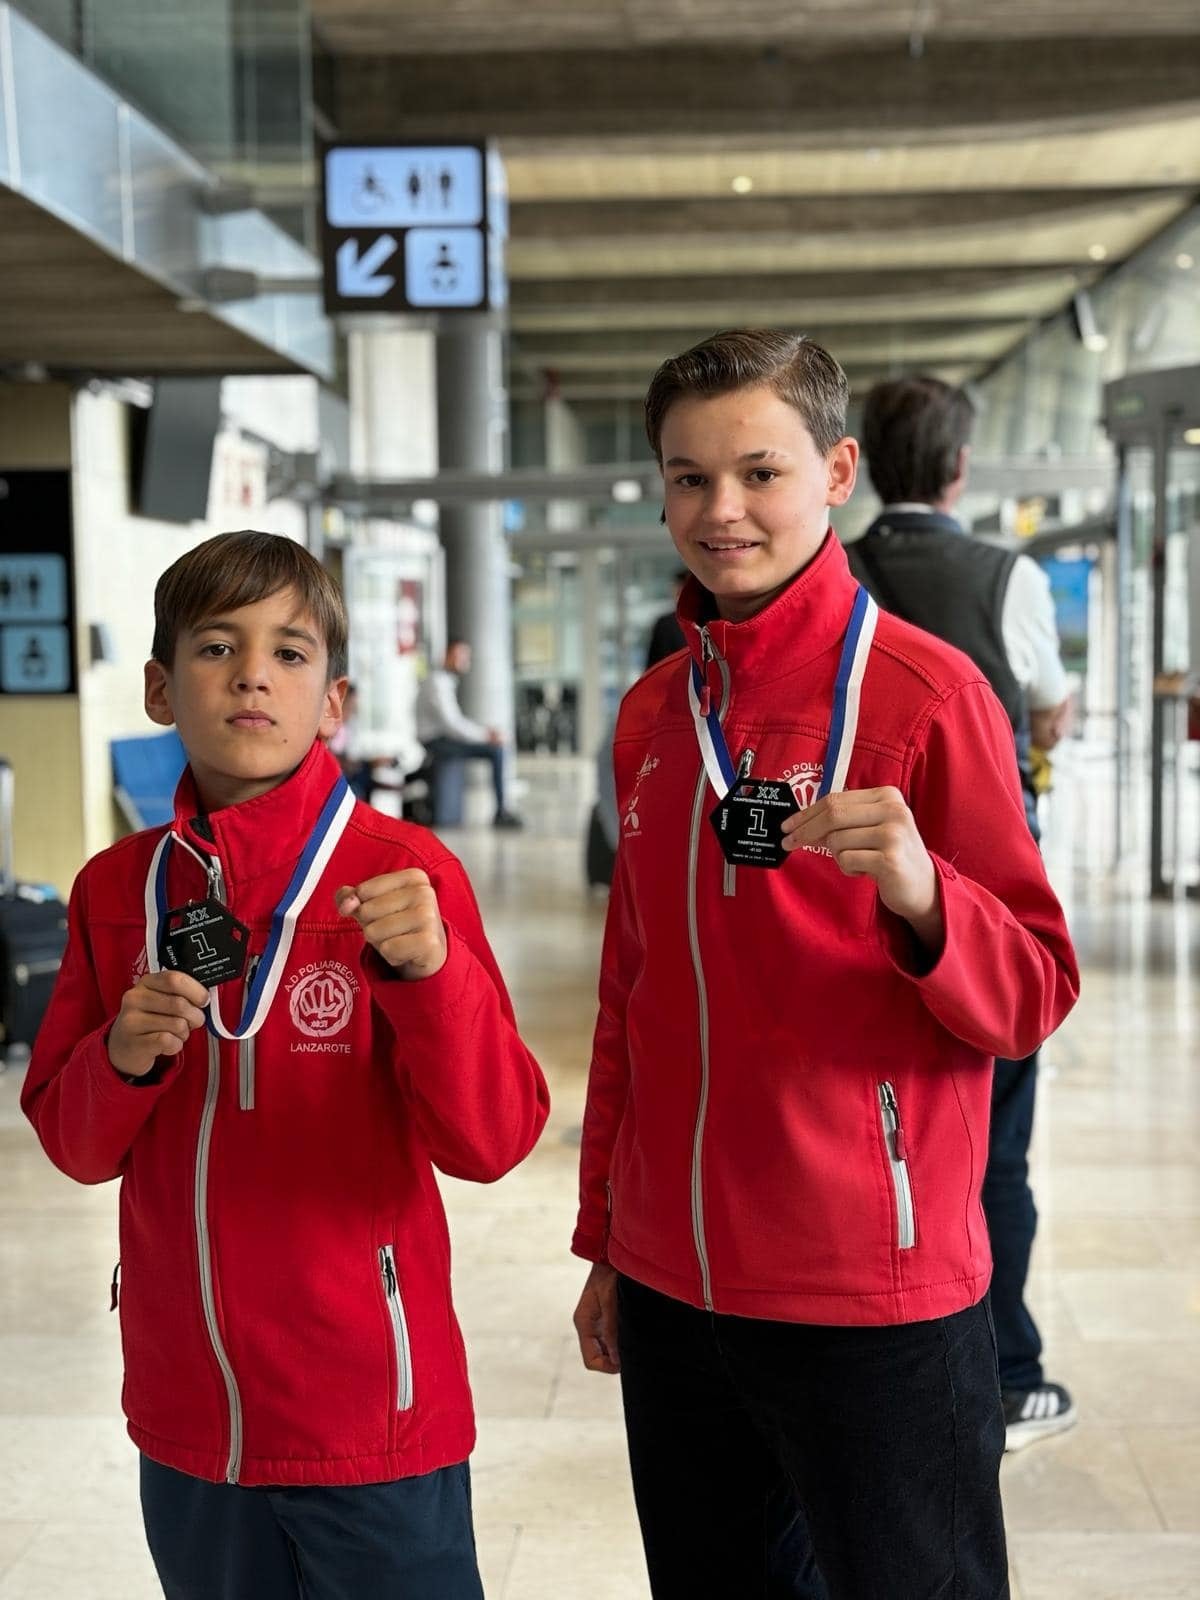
[672,469,779,488]
[196,642,307,664]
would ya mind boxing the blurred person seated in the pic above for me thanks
[415,641,523,829]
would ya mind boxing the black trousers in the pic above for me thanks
[424,736,506,813]
[140,1456,484,1600]
[617,1275,1009,1600]
[982,1051,1043,1392]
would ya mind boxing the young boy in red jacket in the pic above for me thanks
[571,331,1079,1600]
[23,530,549,1600]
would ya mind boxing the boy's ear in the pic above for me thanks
[144,659,176,728]
[320,674,350,741]
[825,436,860,508]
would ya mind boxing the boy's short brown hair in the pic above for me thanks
[644,329,850,461]
[152,530,349,680]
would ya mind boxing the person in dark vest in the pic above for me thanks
[852,375,1075,1452]
[644,569,689,668]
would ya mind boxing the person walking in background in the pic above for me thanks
[415,640,523,829]
[853,375,1076,1452]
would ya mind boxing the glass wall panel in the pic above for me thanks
[13,0,314,243]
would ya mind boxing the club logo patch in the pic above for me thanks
[784,762,823,808]
[286,961,359,1038]
[624,752,661,836]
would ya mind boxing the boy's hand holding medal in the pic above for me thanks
[336,870,448,980]
[108,970,210,1078]
[782,786,945,954]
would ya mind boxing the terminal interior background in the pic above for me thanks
[0,1,1198,1595]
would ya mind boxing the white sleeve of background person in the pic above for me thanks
[417,670,491,745]
[1001,556,1070,710]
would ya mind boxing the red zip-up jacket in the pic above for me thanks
[23,739,549,1486]
[573,534,1078,1326]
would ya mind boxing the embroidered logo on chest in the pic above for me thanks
[623,752,661,837]
[782,762,833,857]
[286,961,359,1038]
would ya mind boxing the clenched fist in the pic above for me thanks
[336,870,448,980]
[107,969,209,1078]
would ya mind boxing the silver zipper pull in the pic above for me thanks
[700,625,713,663]
[879,1082,908,1161]
[737,748,755,779]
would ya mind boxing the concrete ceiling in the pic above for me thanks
[0,188,312,378]
[313,1,1200,410]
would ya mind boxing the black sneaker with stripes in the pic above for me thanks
[1001,1381,1078,1451]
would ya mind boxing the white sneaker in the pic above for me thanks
[1002,1382,1078,1451]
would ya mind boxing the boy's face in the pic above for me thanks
[660,385,858,623]
[144,586,347,810]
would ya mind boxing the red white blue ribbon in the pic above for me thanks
[144,776,355,1040]
[688,585,878,804]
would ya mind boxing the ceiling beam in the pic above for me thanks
[332,37,1200,142]
[510,320,1033,362]
[509,187,1194,239]
[509,264,1093,310]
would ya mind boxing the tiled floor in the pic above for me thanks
[1,750,1197,1598]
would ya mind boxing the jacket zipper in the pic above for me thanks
[686,626,730,1310]
[878,1081,916,1250]
[193,852,244,1481]
[378,1245,414,1412]
[723,747,755,899]
[238,957,260,1111]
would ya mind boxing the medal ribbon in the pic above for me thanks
[687,585,878,804]
[144,775,355,1040]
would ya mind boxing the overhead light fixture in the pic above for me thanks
[1183,427,1200,446]
[1087,243,1108,262]
[731,175,754,194]
[611,479,643,504]
[1176,252,1195,270]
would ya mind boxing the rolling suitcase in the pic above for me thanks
[0,758,68,1061]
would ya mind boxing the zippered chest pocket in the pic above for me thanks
[378,1246,414,1412]
[877,1082,917,1250]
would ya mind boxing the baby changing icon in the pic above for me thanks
[404,228,485,308]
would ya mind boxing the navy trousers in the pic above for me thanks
[982,1051,1044,1391]
[140,1456,484,1600]
[617,1275,1009,1600]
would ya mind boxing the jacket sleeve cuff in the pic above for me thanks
[875,855,956,982]
[363,923,476,1022]
[89,1030,182,1103]
[570,1226,610,1265]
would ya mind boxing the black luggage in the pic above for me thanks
[0,759,68,1061]
[585,801,616,889]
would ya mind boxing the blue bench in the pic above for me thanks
[111,730,188,831]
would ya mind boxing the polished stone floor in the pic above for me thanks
[0,750,1197,1598]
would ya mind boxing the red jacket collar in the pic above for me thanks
[678,531,861,679]
[171,738,344,887]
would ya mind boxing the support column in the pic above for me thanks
[345,326,441,772]
[578,547,603,759]
[436,315,513,735]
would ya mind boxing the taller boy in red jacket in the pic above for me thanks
[23,531,549,1600]
[571,331,1078,1600]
